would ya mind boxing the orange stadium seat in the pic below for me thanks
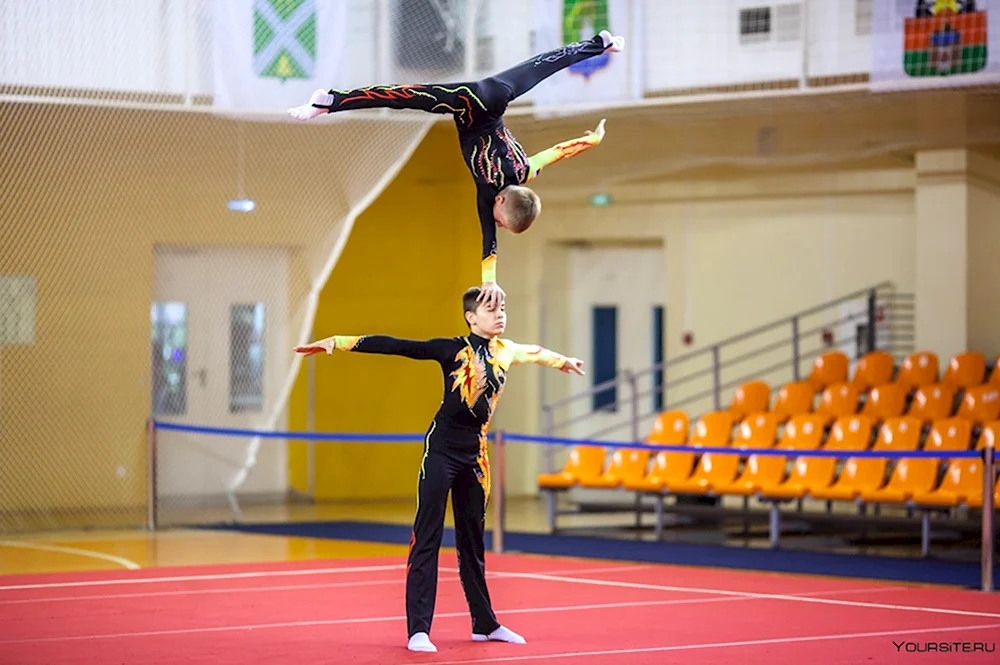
[816,382,859,423]
[665,413,773,495]
[771,381,815,422]
[810,416,921,502]
[859,418,972,504]
[578,447,651,490]
[780,413,829,449]
[647,409,690,443]
[955,385,1000,426]
[911,421,996,508]
[907,383,957,423]
[536,446,606,490]
[690,410,735,446]
[716,414,822,497]
[927,416,974,452]
[623,411,693,493]
[760,415,875,500]
[851,351,896,392]
[895,351,939,392]
[941,351,987,390]
[860,383,908,421]
[728,380,771,421]
[579,411,689,490]
[807,351,849,392]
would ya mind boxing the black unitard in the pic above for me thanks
[310,35,613,284]
[316,332,571,638]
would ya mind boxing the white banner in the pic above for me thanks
[871,0,1000,91]
[213,0,349,110]
[530,0,644,113]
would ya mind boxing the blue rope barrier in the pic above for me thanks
[151,421,426,442]
[151,421,985,460]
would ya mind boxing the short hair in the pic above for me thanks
[501,186,541,233]
[462,287,481,327]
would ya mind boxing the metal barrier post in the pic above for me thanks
[146,418,157,531]
[625,370,642,527]
[543,406,555,474]
[307,355,316,498]
[983,444,995,592]
[492,431,506,554]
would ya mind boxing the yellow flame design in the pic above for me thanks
[450,345,487,409]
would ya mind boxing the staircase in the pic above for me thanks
[540,282,915,469]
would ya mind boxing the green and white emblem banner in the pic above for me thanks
[531,0,645,113]
[213,0,349,111]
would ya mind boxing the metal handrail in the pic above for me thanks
[542,284,914,449]
[545,283,901,411]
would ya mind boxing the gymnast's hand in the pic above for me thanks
[585,118,606,142]
[293,337,334,356]
[478,281,506,310]
[561,358,586,376]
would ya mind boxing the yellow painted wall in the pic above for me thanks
[288,124,481,501]
[0,101,426,527]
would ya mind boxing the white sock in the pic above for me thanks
[287,89,333,121]
[407,632,437,652]
[599,29,625,52]
[472,625,526,644]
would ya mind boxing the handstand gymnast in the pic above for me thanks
[293,287,585,652]
[288,30,625,308]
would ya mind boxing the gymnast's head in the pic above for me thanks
[463,286,506,337]
[494,186,540,234]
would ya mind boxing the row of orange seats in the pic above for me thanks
[537,411,999,509]
[803,350,1000,394]
[728,351,1000,428]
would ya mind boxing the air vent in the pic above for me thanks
[740,6,772,44]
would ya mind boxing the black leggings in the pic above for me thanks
[314,35,608,131]
[405,445,496,638]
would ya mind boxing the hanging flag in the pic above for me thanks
[213,0,349,110]
[530,0,645,113]
[871,0,999,90]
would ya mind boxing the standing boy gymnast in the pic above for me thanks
[294,288,585,652]
[288,30,625,308]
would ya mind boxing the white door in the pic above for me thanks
[567,244,666,443]
[151,246,289,504]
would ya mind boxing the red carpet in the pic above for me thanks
[1,553,998,664]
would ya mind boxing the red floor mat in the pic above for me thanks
[1,553,998,664]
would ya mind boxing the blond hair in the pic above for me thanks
[501,186,541,233]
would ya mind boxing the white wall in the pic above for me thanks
[0,0,877,100]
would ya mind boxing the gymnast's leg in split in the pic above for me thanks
[286,31,624,128]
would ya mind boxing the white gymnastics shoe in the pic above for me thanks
[407,632,437,652]
[472,625,526,644]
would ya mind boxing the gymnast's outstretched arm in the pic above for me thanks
[501,340,585,375]
[294,335,454,363]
